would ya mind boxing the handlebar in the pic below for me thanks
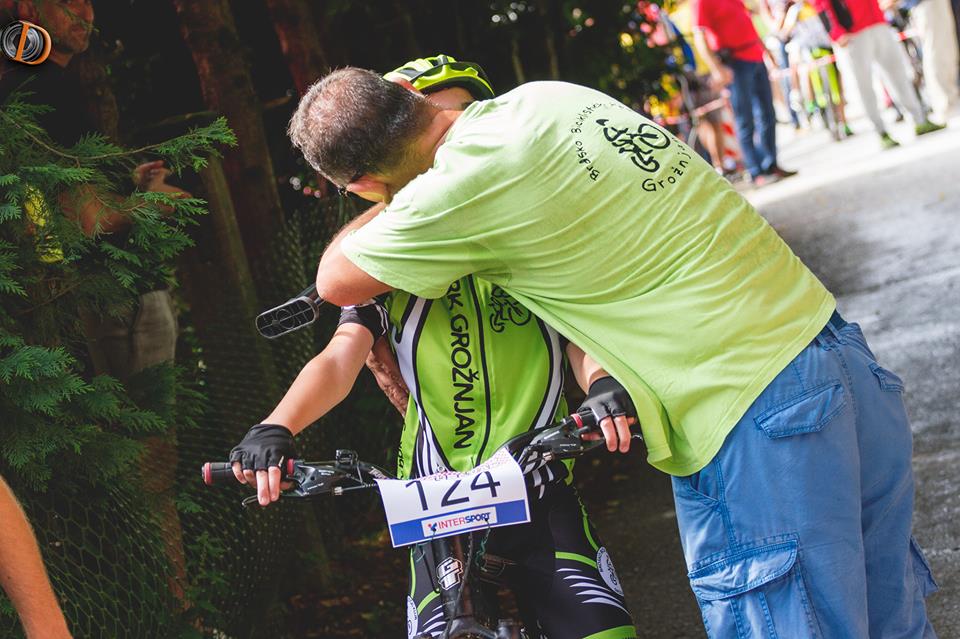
[202,409,640,506]
[202,458,298,486]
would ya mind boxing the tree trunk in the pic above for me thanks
[264,0,329,95]
[510,33,526,85]
[171,0,283,264]
[392,0,422,59]
[538,0,561,80]
[69,45,121,142]
[176,153,282,404]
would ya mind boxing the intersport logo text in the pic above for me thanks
[422,507,497,537]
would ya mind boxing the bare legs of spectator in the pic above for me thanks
[0,478,72,639]
[697,118,728,171]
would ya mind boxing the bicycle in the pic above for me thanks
[203,409,630,639]
[804,46,851,141]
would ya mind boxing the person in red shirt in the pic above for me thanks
[693,0,796,185]
[814,0,945,146]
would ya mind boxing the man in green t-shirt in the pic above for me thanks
[229,57,638,639]
[284,69,938,636]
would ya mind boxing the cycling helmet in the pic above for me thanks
[384,54,495,100]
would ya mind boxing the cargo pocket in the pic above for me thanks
[754,381,845,439]
[910,537,939,597]
[870,363,905,393]
[689,538,820,639]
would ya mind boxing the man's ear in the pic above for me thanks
[391,78,423,95]
[347,176,390,203]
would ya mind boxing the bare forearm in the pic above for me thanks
[320,202,386,270]
[694,30,723,75]
[315,202,394,305]
[264,324,373,432]
[565,343,608,393]
[60,185,130,236]
[0,479,71,639]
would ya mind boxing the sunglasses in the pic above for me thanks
[336,169,365,197]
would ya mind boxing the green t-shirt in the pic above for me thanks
[342,81,835,476]
[384,276,569,483]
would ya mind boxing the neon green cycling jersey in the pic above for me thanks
[386,275,569,481]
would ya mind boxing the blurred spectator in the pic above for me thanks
[814,0,945,146]
[0,477,72,639]
[782,0,854,136]
[0,0,184,378]
[658,12,738,175]
[886,0,959,123]
[693,0,797,185]
[759,0,805,128]
[0,0,190,606]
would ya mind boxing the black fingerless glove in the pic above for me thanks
[578,376,637,424]
[229,424,296,471]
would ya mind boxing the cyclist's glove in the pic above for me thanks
[229,424,295,471]
[578,376,637,425]
[338,299,389,341]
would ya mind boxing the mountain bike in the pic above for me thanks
[203,409,625,639]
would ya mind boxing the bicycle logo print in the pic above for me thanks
[595,118,671,172]
[489,286,531,333]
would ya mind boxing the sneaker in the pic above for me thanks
[842,124,854,138]
[880,132,900,149]
[915,120,946,136]
[767,165,797,179]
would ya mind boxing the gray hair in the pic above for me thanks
[288,67,433,186]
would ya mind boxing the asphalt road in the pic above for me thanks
[583,113,960,638]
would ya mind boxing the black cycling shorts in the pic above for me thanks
[405,482,637,639]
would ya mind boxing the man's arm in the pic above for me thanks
[565,343,637,453]
[262,323,375,432]
[316,202,394,305]
[0,478,72,639]
[233,322,375,505]
[60,161,192,236]
[694,28,734,87]
[365,336,410,415]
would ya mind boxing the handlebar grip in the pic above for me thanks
[201,459,298,486]
[567,408,598,431]
[202,462,235,485]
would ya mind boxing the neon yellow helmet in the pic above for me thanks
[384,54,495,100]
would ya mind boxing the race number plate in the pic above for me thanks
[375,449,530,547]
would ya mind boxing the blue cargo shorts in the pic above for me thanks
[672,312,938,638]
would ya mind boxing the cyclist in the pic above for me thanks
[229,56,638,639]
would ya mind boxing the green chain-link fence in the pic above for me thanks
[1,197,403,638]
